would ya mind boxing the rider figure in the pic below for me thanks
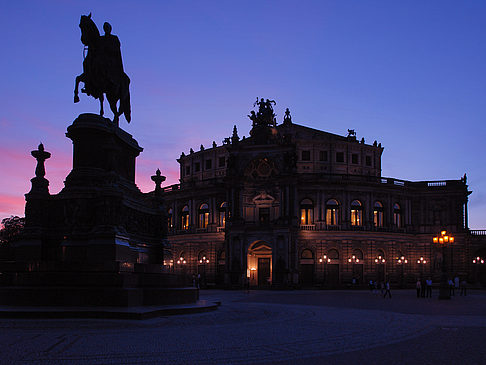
[99,22,124,86]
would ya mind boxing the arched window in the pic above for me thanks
[393,203,402,228]
[350,200,362,226]
[219,202,228,227]
[176,252,186,265]
[327,249,340,260]
[168,208,173,230]
[326,199,339,226]
[373,201,383,227]
[301,249,314,259]
[300,199,314,225]
[198,251,209,264]
[353,249,364,261]
[198,203,210,228]
[181,205,189,230]
[375,249,386,263]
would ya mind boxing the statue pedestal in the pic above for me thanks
[0,114,197,307]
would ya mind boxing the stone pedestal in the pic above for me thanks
[0,114,197,307]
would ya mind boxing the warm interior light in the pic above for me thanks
[433,237,438,243]
[439,238,444,244]
[441,230,446,236]
[450,237,454,243]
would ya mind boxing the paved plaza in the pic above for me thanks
[0,289,485,364]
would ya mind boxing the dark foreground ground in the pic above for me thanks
[0,289,485,364]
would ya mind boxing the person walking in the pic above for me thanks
[416,278,422,298]
[460,279,467,296]
[448,278,455,296]
[421,277,426,298]
[454,275,460,293]
[426,278,433,298]
[383,280,392,299]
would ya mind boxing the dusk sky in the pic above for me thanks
[1,1,485,228]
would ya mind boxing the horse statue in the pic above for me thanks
[74,13,131,125]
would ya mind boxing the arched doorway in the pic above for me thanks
[248,241,272,288]
[300,249,315,287]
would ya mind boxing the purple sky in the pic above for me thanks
[1,1,485,229]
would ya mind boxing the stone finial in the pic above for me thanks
[151,168,166,194]
[212,141,217,148]
[200,144,204,151]
[28,143,51,195]
[283,108,292,125]
[231,125,240,144]
[31,143,51,179]
[190,148,194,154]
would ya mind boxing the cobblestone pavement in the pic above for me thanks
[0,290,485,364]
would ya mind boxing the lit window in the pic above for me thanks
[300,199,313,225]
[393,203,402,228]
[198,203,210,228]
[326,199,339,225]
[168,208,173,230]
[181,206,190,230]
[373,201,383,227]
[219,202,228,227]
[350,200,362,226]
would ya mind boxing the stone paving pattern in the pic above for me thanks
[0,289,485,364]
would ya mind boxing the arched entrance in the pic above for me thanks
[248,241,272,288]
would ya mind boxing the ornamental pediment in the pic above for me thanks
[252,191,275,206]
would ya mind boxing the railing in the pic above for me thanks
[470,230,486,236]
[300,224,316,231]
[217,226,225,232]
[427,181,446,187]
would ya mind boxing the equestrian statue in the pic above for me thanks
[74,13,131,125]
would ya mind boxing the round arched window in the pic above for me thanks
[326,199,339,226]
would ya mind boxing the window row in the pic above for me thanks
[183,157,227,176]
[300,150,373,167]
[168,202,228,230]
[300,199,402,228]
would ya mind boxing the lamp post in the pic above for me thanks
[198,256,210,289]
[396,256,408,288]
[472,256,485,285]
[417,256,427,276]
[433,230,454,300]
[374,255,386,283]
[319,255,330,288]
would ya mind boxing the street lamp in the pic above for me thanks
[433,230,454,300]
[472,256,484,264]
[396,256,408,288]
[319,255,331,287]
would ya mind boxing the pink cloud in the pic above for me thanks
[0,194,25,219]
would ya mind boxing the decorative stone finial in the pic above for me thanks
[200,144,204,151]
[283,108,292,125]
[212,141,217,148]
[231,125,240,144]
[28,143,51,195]
[31,143,51,179]
[151,168,166,194]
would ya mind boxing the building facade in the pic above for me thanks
[163,101,486,288]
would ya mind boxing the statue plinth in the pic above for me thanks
[64,113,142,190]
[0,114,194,308]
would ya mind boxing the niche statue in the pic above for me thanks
[74,13,131,125]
